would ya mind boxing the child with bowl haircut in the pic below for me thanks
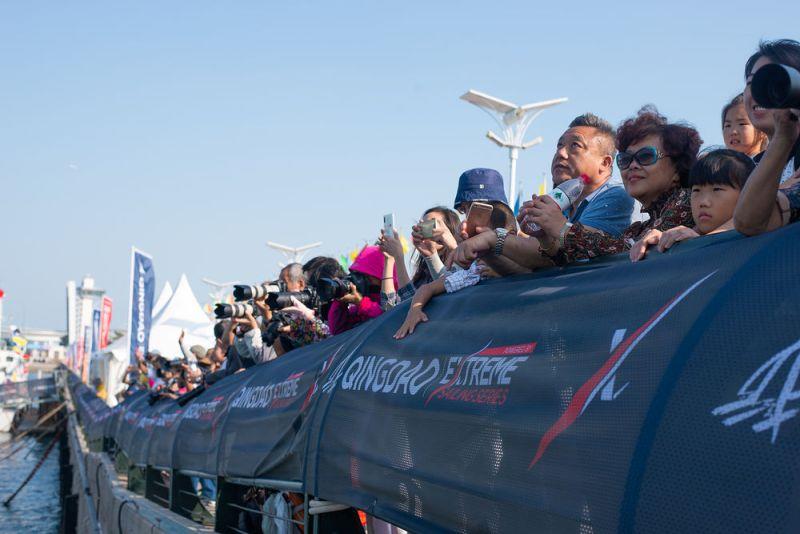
[630,148,755,261]
[393,202,517,339]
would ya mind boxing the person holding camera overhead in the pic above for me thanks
[327,245,395,335]
[734,39,800,236]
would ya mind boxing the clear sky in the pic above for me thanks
[1,1,797,330]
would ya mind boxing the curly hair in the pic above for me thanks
[616,105,703,187]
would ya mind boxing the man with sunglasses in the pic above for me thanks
[450,113,633,270]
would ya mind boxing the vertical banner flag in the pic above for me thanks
[92,309,101,356]
[99,296,113,349]
[127,248,156,364]
[76,337,84,379]
[81,325,91,383]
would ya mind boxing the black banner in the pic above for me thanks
[70,225,800,532]
[0,376,57,405]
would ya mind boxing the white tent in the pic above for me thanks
[148,273,215,359]
[93,275,214,406]
[152,280,173,318]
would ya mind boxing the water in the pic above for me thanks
[0,432,61,533]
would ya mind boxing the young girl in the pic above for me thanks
[722,94,767,158]
[393,202,517,339]
[630,149,755,261]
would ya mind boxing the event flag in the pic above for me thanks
[99,296,112,349]
[92,309,101,357]
[127,247,156,364]
[81,325,91,383]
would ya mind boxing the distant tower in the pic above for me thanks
[67,276,104,346]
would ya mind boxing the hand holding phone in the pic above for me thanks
[420,219,436,239]
[383,213,395,237]
[465,202,493,237]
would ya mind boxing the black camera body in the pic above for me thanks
[752,63,800,110]
[314,272,372,302]
[265,288,320,311]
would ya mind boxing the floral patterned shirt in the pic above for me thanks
[782,182,800,223]
[553,187,693,264]
[284,316,330,347]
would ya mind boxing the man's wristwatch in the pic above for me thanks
[494,227,509,256]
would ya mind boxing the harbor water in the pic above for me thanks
[0,433,61,533]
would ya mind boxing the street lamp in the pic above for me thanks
[460,90,567,205]
[201,278,240,305]
[266,242,323,267]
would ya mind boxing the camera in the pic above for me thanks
[233,282,285,301]
[261,311,291,347]
[215,288,321,319]
[752,64,800,109]
[314,272,372,302]
[265,288,319,311]
[214,302,261,319]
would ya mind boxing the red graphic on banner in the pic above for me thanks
[100,296,113,349]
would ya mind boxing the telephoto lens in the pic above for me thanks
[233,282,283,301]
[752,64,800,109]
[266,288,320,310]
[214,302,257,319]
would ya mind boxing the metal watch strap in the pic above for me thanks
[494,228,509,256]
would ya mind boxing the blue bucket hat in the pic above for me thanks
[453,168,509,209]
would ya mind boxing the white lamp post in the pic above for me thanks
[460,90,567,204]
[266,242,322,268]
[201,279,241,305]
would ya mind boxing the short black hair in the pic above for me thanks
[689,149,755,190]
[569,113,616,157]
[302,256,345,288]
[213,320,228,340]
[745,39,800,79]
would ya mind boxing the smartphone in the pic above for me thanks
[420,219,436,239]
[466,202,493,236]
[383,213,395,237]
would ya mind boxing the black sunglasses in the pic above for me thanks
[616,146,670,170]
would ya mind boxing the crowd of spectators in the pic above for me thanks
[106,37,800,533]
[118,38,800,389]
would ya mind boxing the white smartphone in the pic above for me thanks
[383,213,395,236]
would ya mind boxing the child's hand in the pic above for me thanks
[780,168,800,190]
[393,304,428,339]
[657,226,699,252]
[629,229,662,262]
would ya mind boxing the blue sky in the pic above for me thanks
[1,1,797,330]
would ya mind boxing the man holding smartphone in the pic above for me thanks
[451,114,634,270]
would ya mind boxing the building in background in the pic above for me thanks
[66,276,105,346]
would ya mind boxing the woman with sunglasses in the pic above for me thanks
[537,106,702,263]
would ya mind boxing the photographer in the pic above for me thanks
[734,39,800,236]
[279,263,307,291]
[327,246,388,335]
